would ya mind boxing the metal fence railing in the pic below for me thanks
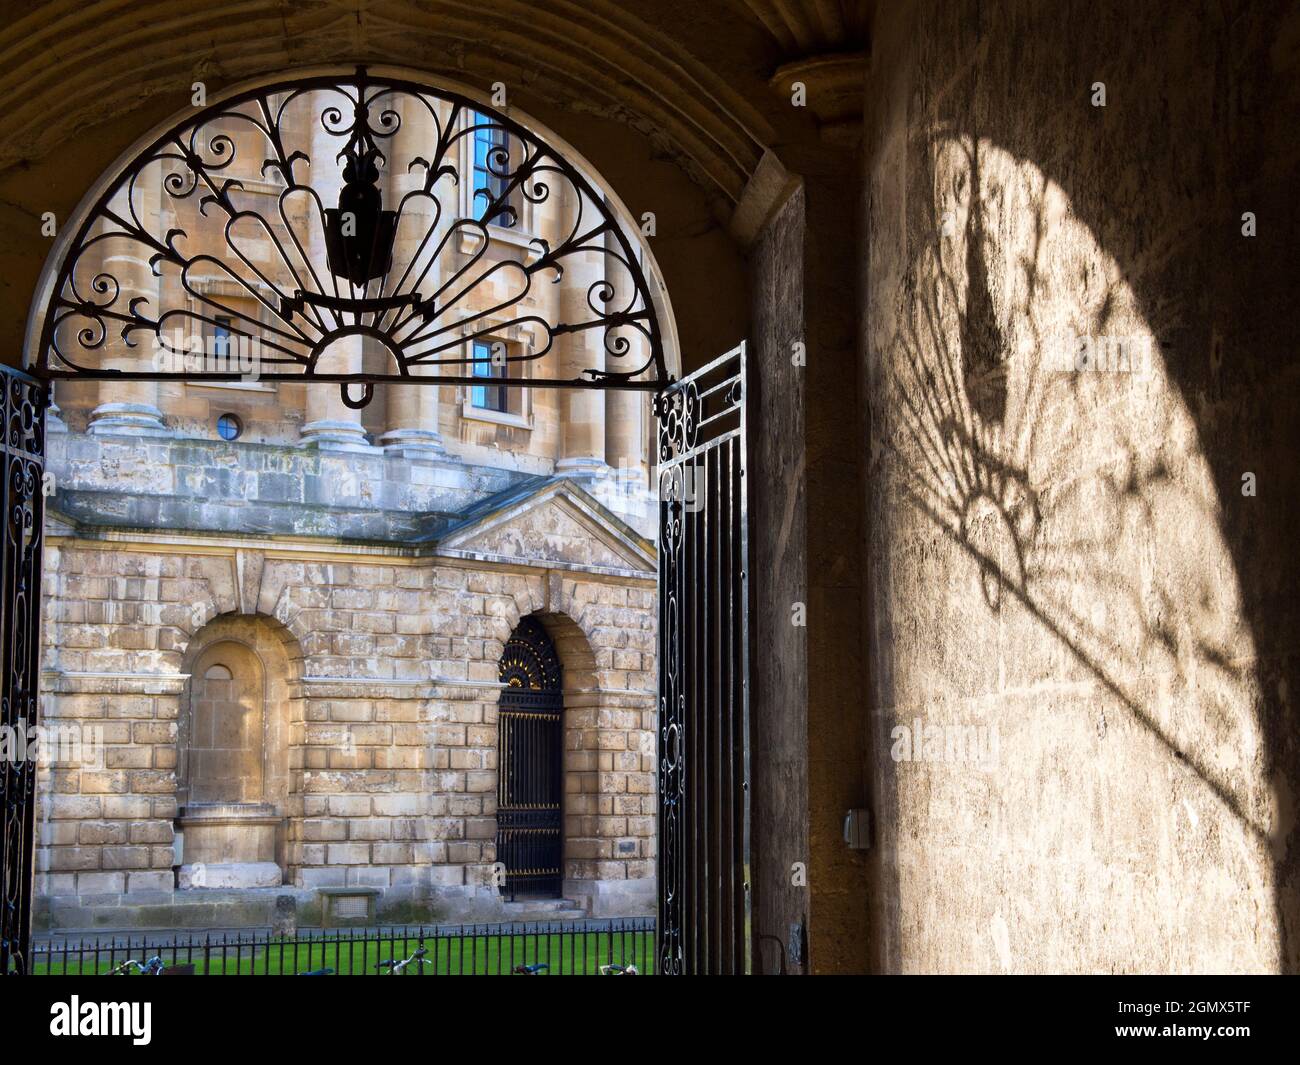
[32,918,655,976]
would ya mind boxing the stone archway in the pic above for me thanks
[477,580,656,919]
[18,61,682,929]
[5,25,771,968]
[0,7,766,385]
[532,609,656,917]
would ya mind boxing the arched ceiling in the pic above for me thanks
[734,0,872,57]
[0,0,875,371]
[0,0,810,205]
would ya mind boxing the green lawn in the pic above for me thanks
[34,930,655,976]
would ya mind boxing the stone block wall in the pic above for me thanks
[859,0,1300,974]
[36,536,656,928]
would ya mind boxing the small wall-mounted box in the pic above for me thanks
[319,886,381,927]
[843,808,871,851]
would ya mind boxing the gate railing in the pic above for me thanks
[654,341,751,974]
[0,365,47,975]
[31,918,655,975]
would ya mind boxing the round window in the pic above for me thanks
[216,413,242,441]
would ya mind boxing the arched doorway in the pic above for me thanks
[495,615,564,900]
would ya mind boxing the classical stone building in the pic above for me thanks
[31,92,660,930]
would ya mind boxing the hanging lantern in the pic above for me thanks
[324,143,397,286]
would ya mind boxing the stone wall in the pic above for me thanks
[46,430,525,542]
[748,187,809,972]
[861,0,1300,973]
[37,532,656,929]
[748,159,870,975]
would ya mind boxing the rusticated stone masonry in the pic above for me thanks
[36,499,656,928]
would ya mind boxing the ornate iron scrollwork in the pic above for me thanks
[29,67,668,408]
[498,615,563,692]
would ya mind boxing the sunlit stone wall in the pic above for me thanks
[36,535,656,928]
[862,0,1300,973]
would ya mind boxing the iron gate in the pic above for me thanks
[0,367,47,975]
[495,617,564,900]
[655,341,751,975]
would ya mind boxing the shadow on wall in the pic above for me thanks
[868,126,1287,972]
[866,0,1300,974]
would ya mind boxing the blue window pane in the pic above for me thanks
[212,316,232,358]
[216,413,241,441]
[470,340,506,412]
[471,113,512,226]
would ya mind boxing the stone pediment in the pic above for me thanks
[44,508,79,538]
[436,480,655,574]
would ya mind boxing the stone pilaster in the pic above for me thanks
[298,89,368,451]
[89,159,167,436]
[380,96,446,457]
[556,237,607,475]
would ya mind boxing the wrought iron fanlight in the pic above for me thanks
[29,67,669,408]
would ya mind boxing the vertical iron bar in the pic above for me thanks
[738,346,753,974]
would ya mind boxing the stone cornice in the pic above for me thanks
[43,519,656,586]
[770,51,869,148]
[40,669,189,695]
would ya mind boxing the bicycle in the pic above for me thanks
[379,944,430,974]
[105,957,162,972]
[107,956,164,976]
[106,955,196,975]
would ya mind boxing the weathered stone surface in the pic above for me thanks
[856,0,1300,975]
[178,862,282,889]
[39,485,657,927]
